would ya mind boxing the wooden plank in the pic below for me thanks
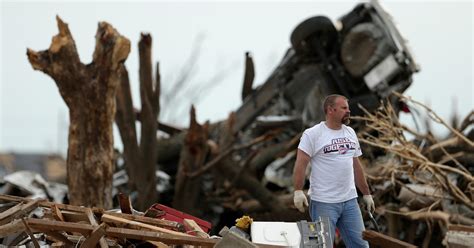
[106,212,183,231]
[80,223,107,248]
[51,204,65,222]
[50,204,78,235]
[0,200,40,225]
[101,214,191,237]
[85,208,99,226]
[24,218,217,247]
[85,208,108,248]
[362,230,417,248]
[21,218,40,248]
[0,194,104,214]
[118,193,133,214]
[183,218,208,238]
[0,219,24,237]
[0,202,24,220]
[60,210,89,223]
[106,226,217,247]
[27,218,94,236]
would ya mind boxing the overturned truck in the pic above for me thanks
[235,0,419,135]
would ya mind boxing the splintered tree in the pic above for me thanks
[27,17,130,208]
[115,33,159,210]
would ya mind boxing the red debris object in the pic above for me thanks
[149,203,212,234]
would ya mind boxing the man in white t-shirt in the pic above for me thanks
[293,94,374,247]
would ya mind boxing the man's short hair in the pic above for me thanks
[323,94,347,114]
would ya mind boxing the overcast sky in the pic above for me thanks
[1,0,473,155]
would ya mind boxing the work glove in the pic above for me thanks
[363,195,375,213]
[293,190,308,213]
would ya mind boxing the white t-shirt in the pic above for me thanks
[298,121,362,203]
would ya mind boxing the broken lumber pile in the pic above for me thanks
[353,92,474,246]
[0,194,217,247]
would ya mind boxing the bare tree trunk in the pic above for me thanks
[116,33,159,210]
[27,17,130,208]
[136,34,160,210]
[116,67,140,190]
[173,106,209,215]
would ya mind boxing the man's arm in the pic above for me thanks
[353,157,370,195]
[353,157,375,212]
[293,149,311,190]
[293,149,311,213]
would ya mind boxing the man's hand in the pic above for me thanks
[363,195,375,213]
[293,190,308,213]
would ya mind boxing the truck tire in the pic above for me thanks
[290,16,338,55]
[340,23,393,77]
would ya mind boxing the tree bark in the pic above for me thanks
[116,67,140,192]
[27,17,130,208]
[136,34,160,210]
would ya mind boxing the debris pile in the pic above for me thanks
[0,194,219,247]
[3,0,472,247]
[354,93,474,246]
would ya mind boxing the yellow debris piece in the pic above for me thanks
[235,215,253,230]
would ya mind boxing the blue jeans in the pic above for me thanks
[310,198,369,248]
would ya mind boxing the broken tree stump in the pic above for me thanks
[27,16,130,208]
[173,106,209,215]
